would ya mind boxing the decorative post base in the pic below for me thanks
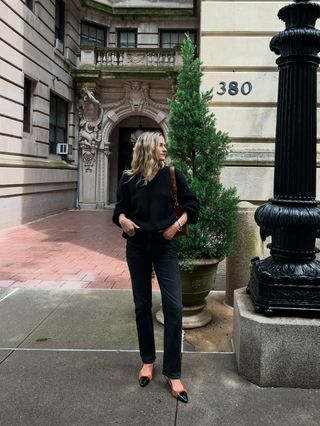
[247,257,320,315]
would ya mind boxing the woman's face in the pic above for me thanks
[155,136,167,162]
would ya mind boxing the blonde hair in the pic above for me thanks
[124,131,165,183]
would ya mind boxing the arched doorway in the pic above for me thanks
[109,115,161,203]
[77,83,170,209]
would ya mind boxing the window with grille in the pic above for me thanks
[117,30,137,48]
[160,31,196,48]
[49,93,68,155]
[81,22,107,47]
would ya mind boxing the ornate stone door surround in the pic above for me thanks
[78,82,169,209]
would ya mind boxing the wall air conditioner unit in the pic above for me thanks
[55,38,64,52]
[56,143,72,155]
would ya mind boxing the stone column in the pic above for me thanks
[95,147,104,209]
[225,202,264,307]
[104,142,112,206]
[77,88,103,209]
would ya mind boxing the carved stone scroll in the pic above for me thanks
[78,88,103,172]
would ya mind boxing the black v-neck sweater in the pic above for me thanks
[112,166,199,236]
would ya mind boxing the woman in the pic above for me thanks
[112,131,199,403]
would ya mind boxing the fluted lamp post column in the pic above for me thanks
[247,0,320,315]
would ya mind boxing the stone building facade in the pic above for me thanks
[201,0,320,202]
[0,0,319,229]
[0,0,197,228]
[1,0,79,229]
[74,1,197,208]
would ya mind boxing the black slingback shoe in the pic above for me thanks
[138,363,155,387]
[166,378,189,403]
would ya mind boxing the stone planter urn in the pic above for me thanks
[156,258,221,329]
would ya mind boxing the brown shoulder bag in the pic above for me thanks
[169,166,189,237]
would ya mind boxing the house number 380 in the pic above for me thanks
[217,81,252,96]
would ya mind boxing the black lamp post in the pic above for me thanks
[247,0,320,315]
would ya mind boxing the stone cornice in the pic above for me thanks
[81,0,194,16]
[72,68,178,84]
[0,156,78,170]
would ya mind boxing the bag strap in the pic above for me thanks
[169,166,178,205]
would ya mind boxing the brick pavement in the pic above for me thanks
[0,210,159,290]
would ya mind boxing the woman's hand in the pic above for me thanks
[163,212,188,240]
[119,215,140,237]
[162,222,180,240]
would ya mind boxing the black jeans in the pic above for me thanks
[126,231,182,379]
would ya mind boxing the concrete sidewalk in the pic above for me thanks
[0,287,318,426]
[0,212,319,425]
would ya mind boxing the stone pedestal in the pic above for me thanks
[78,157,99,209]
[234,288,320,388]
[225,202,264,307]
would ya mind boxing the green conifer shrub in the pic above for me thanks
[168,35,239,269]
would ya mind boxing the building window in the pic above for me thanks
[49,93,68,155]
[55,0,65,53]
[160,30,196,48]
[23,77,32,133]
[81,22,107,47]
[26,0,33,11]
[117,30,137,48]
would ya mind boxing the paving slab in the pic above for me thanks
[0,288,235,352]
[18,289,164,350]
[184,292,233,352]
[0,350,319,426]
[178,353,320,426]
[0,350,176,426]
[0,288,11,297]
[0,288,72,347]
[0,350,13,363]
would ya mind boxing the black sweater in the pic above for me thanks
[112,166,199,235]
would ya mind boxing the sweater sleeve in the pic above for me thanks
[112,174,131,228]
[175,169,200,224]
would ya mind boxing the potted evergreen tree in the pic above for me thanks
[168,35,238,328]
